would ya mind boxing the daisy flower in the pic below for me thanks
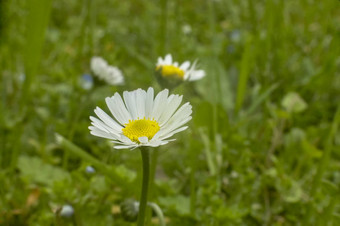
[89,87,192,149]
[156,54,205,82]
[90,56,124,85]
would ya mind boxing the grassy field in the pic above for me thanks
[1,0,340,225]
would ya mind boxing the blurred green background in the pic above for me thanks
[0,0,339,225]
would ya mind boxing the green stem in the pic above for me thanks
[137,148,150,226]
[148,202,166,226]
[147,149,158,225]
[55,133,131,190]
[158,0,168,55]
[189,165,196,215]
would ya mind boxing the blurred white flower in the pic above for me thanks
[19,73,26,83]
[156,54,205,81]
[89,87,192,149]
[106,66,124,85]
[90,56,124,85]
[60,204,74,218]
[182,24,192,35]
[85,165,96,174]
[230,29,241,42]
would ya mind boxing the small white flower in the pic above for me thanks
[182,24,192,35]
[60,204,74,218]
[85,166,96,174]
[90,56,124,85]
[91,57,107,76]
[156,54,205,81]
[89,87,192,149]
[105,66,124,85]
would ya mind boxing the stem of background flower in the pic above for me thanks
[137,147,150,226]
[189,146,197,215]
[158,0,168,55]
[148,0,168,222]
[147,202,166,226]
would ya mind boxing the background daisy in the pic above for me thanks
[90,56,124,85]
[156,54,205,81]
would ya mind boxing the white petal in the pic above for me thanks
[119,135,134,144]
[94,107,124,130]
[163,117,192,137]
[136,89,146,119]
[90,111,122,132]
[158,126,188,140]
[110,140,127,144]
[105,94,131,125]
[157,57,164,65]
[90,118,110,133]
[164,54,172,64]
[123,90,138,120]
[144,140,163,147]
[151,89,169,121]
[157,103,192,137]
[158,94,183,126]
[90,129,117,140]
[90,116,118,134]
[89,126,121,139]
[188,70,206,81]
[113,144,138,149]
[147,139,174,147]
[145,87,154,118]
[166,114,192,133]
[180,61,191,70]
[152,139,175,146]
[138,136,148,144]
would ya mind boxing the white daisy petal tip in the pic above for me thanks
[89,87,192,149]
[188,70,206,81]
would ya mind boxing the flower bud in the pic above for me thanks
[120,199,139,222]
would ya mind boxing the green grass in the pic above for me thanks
[0,0,339,225]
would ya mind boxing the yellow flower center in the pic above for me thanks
[122,118,160,143]
[156,65,185,80]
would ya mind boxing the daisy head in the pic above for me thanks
[89,87,192,149]
[90,56,124,86]
[155,54,205,87]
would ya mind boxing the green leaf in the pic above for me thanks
[215,205,248,220]
[302,139,322,159]
[235,36,254,113]
[283,182,303,203]
[158,195,190,216]
[281,92,307,113]
[18,155,71,186]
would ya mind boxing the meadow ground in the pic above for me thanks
[0,0,339,225]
